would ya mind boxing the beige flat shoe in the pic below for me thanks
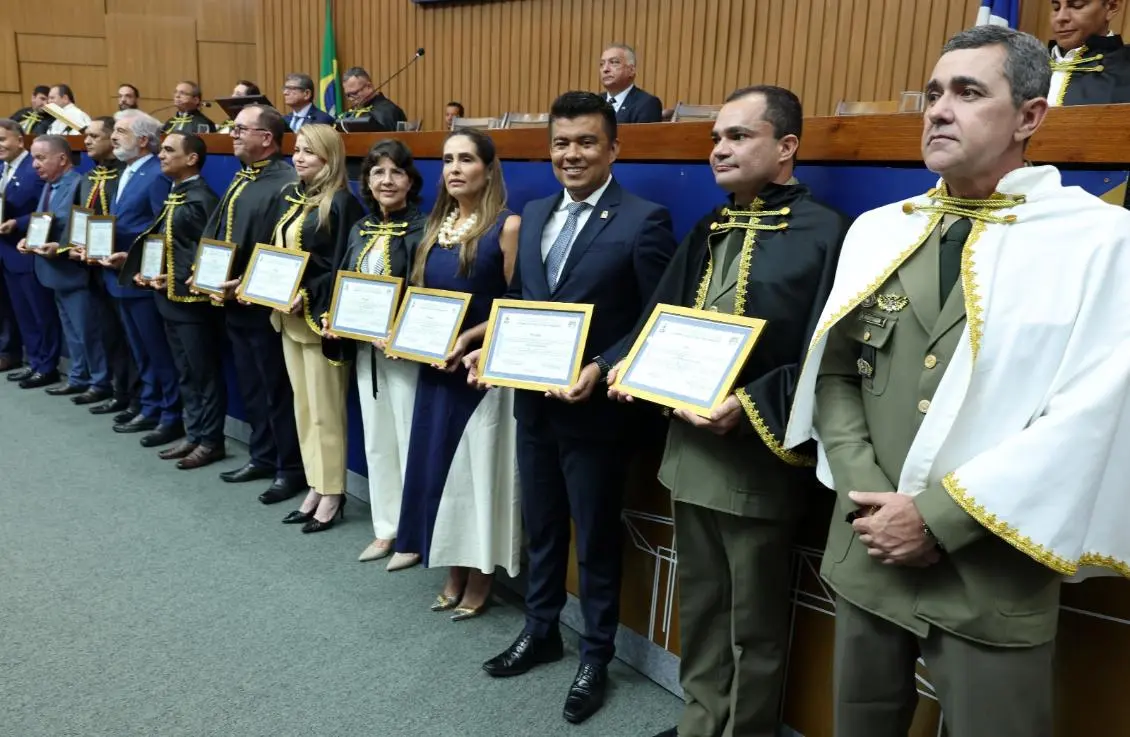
[358,539,394,562]
[387,552,421,572]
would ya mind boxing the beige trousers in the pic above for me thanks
[279,313,349,495]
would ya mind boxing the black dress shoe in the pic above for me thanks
[19,371,60,389]
[220,462,276,484]
[113,415,159,434]
[140,422,185,448]
[258,478,307,505]
[482,631,565,678]
[45,383,87,396]
[90,398,130,415]
[113,409,138,424]
[282,509,315,524]
[7,367,32,382]
[649,729,678,737]
[563,663,608,724]
[301,496,346,533]
[73,388,113,405]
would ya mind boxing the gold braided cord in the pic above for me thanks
[274,190,323,336]
[347,105,373,118]
[157,192,206,304]
[220,160,269,242]
[356,219,410,273]
[86,166,118,213]
[166,113,194,130]
[19,111,43,134]
[906,188,1025,224]
[735,388,816,467]
[1050,47,1104,105]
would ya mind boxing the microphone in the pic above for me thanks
[200,100,213,108]
[149,103,178,115]
[375,48,425,91]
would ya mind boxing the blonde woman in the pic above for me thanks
[269,123,364,532]
[395,130,522,619]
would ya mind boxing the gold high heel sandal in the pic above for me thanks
[431,592,462,611]
[450,600,489,622]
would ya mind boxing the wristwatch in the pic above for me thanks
[593,355,612,382]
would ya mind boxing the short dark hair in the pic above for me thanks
[286,73,316,94]
[32,85,50,97]
[941,26,1051,107]
[0,118,23,136]
[549,91,617,143]
[725,85,804,142]
[88,115,116,134]
[446,101,465,117]
[52,84,75,103]
[170,132,208,170]
[118,83,139,97]
[250,105,287,148]
[33,134,71,156]
[361,139,424,213]
[236,80,261,96]
[342,67,371,83]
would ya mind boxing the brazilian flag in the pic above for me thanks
[319,0,343,117]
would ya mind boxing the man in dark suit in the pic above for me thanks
[202,104,304,503]
[600,44,663,124]
[162,81,215,134]
[98,110,182,448]
[11,86,53,135]
[281,73,336,132]
[24,135,111,404]
[0,118,57,388]
[468,91,677,725]
[338,67,407,131]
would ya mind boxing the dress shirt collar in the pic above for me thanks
[122,153,154,176]
[6,150,29,176]
[607,85,635,108]
[557,175,613,212]
[1053,30,1115,59]
[292,104,313,119]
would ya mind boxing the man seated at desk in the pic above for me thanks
[45,85,90,135]
[282,73,335,133]
[338,67,407,131]
[11,86,52,136]
[162,81,215,134]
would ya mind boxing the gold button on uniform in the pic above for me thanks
[863,331,872,341]
[924,355,938,369]
[917,399,931,414]
[709,305,719,312]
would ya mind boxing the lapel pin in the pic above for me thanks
[600,210,608,219]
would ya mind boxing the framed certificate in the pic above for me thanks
[236,243,310,311]
[85,215,116,260]
[26,212,53,248]
[612,304,767,417]
[478,300,593,392]
[192,238,237,296]
[0,194,6,224]
[140,236,165,280]
[69,207,92,248]
[327,271,403,342]
[385,287,473,364]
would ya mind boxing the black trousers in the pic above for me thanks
[164,310,227,446]
[90,278,140,408]
[517,421,628,665]
[226,317,303,481]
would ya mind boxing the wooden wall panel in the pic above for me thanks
[105,13,200,115]
[19,62,111,116]
[104,0,194,16]
[8,1,105,36]
[197,0,256,43]
[16,35,107,66]
[0,20,20,93]
[198,41,258,123]
[0,93,26,117]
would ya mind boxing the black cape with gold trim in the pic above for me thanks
[622,181,847,466]
[11,107,52,135]
[120,176,219,321]
[338,92,407,131]
[162,109,217,134]
[1051,34,1130,105]
[202,156,298,327]
[270,183,365,361]
[78,161,122,216]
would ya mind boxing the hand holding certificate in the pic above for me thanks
[191,239,237,297]
[611,304,766,418]
[140,236,165,280]
[385,287,472,365]
[69,207,91,248]
[26,213,52,248]
[236,243,310,311]
[85,215,115,261]
[477,300,593,393]
[327,272,403,342]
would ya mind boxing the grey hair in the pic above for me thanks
[603,43,637,66]
[114,110,162,153]
[0,118,21,136]
[33,134,71,156]
[285,73,316,94]
[941,26,1051,107]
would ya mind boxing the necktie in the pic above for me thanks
[291,115,304,132]
[0,162,9,194]
[939,217,972,302]
[545,201,588,292]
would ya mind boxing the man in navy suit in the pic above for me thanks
[281,73,335,133]
[23,135,111,403]
[469,91,677,724]
[600,44,664,124]
[0,118,58,388]
[97,110,182,448]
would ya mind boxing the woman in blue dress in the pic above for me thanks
[394,129,522,620]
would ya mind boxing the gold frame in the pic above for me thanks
[68,206,92,248]
[139,235,166,280]
[385,286,473,364]
[84,214,116,261]
[235,242,311,311]
[611,303,766,417]
[477,299,594,392]
[190,238,237,297]
[26,212,54,249]
[326,270,404,342]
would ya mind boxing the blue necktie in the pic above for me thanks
[38,181,56,211]
[545,201,588,292]
[291,115,304,132]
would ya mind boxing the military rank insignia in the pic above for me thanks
[856,358,874,378]
[876,293,909,313]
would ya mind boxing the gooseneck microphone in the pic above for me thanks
[375,48,425,91]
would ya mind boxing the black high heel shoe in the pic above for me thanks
[301,495,346,534]
[282,509,315,524]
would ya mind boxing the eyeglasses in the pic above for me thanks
[281,85,305,93]
[231,125,269,138]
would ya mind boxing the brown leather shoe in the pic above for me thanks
[177,444,227,470]
[158,441,198,460]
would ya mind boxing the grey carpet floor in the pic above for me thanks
[0,379,681,737]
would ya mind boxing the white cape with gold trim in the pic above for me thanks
[785,165,1130,581]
